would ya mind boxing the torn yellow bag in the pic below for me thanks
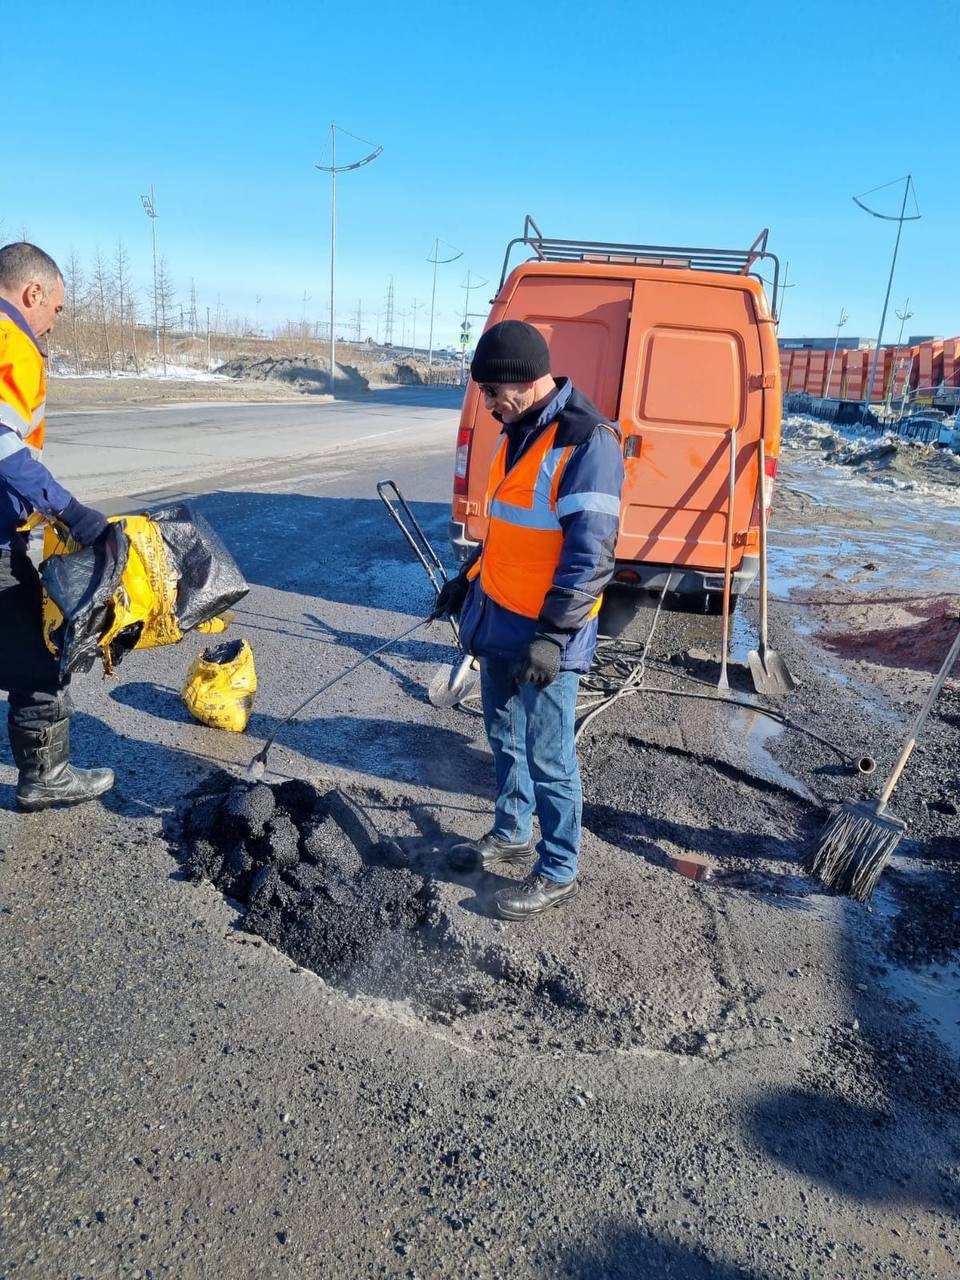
[182,638,257,733]
[42,515,184,656]
[32,504,248,679]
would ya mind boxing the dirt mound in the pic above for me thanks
[782,415,960,493]
[179,778,643,1049]
[818,594,960,674]
[782,415,842,452]
[215,354,369,395]
[834,435,960,490]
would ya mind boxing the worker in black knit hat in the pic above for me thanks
[432,319,625,921]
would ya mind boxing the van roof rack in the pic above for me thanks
[500,215,781,315]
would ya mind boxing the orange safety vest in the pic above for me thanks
[467,420,604,622]
[0,301,46,459]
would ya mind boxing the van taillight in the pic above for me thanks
[453,426,472,496]
[765,453,777,505]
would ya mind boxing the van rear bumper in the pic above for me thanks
[450,520,759,599]
[611,556,759,599]
[450,521,480,564]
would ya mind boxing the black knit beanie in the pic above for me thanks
[470,320,551,384]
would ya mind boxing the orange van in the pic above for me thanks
[449,218,783,612]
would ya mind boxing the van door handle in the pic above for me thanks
[624,434,642,458]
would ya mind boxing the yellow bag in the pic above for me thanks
[42,515,183,655]
[29,507,246,679]
[182,638,257,733]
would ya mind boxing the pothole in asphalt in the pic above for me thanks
[177,776,684,1057]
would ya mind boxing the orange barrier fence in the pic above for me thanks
[780,337,956,402]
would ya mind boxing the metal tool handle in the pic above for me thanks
[717,427,737,691]
[259,616,431,758]
[377,479,448,594]
[879,619,960,807]
[377,478,461,645]
[757,435,770,654]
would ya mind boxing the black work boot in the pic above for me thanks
[448,831,535,873]
[11,719,114,812]
[493,871,579,921]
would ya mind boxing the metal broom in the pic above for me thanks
[806,617,960,901]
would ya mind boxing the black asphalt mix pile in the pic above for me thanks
[179,778,629,1049]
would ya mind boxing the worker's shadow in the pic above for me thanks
[745,1087,959,1214]
[581,800,822,909]
[0,707,228,820]
[552,1223,768,1279]
[105,682,494,802]
[181,491,456,613]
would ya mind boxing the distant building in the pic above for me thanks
[779,337,867,352]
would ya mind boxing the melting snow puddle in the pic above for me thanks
[770,455,960,601]
[880,961,960,1059]
[870,881,960,1061]
[725,704,817,802]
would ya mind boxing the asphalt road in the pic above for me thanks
[45,385,462,505]
[2,390,958,1279]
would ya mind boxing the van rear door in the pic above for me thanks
[618,275,764,573]
[461,274,632,545]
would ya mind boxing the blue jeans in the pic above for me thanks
[479,657,582,884]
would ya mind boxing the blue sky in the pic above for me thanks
[3,0,955,347]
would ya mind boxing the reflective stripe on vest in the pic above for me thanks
[467,420,602,622]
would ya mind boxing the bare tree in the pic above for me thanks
[63,251,87,375]
[91,250,114,375]
[154,257,176,375]
[113,240,139,374]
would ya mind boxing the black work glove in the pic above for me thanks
[59,498,109,547]
[514,634,562,688]
[430,572,470,620]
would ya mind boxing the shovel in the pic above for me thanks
[377,478,478,708]
[428,652,480,708]
[717,427,737,692]
[747,436,795,696]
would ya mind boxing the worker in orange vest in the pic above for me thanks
[433,321,624,920]
[0,242,114,811]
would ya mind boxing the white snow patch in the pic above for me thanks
[49,361,235,383]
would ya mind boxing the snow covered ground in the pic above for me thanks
[49,359,234,382]
[782,413,960,503]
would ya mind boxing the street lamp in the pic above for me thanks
[894,297,914,349]
[427,238,462,368]
[139,185,160,359]
[825,307,848,399]
[316,123,382,395]
[459,268,488,385]
[854,174,921,419]
[888,298,915,416]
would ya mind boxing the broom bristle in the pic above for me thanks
[806,800,905,901]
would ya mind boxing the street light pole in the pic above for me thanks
[459,269,488,385]
[894,297,914,349]
[825,307,848,399]
[888,298,914,416]
[316,123,382,395]
[139,185,160,358]
[854,174,921,419]
[410,298,424,356]
[427,238,462,368]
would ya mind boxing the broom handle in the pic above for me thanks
[879,621,960,806]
